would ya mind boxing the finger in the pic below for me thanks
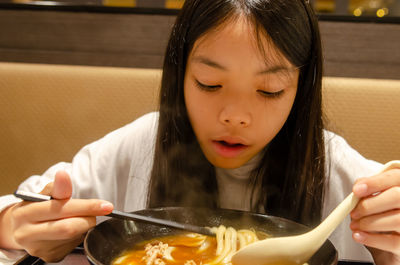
[27,235,85,263]
[51,171,73,200]
[351,187,400,219]
[351,209,400,233]
[43,235,85,263]
[352,231,400,256]
[13,198,113,222]
[353,168,400,198]
[353,160,400,198]
[16,216,96,241]
[39,171,72,199]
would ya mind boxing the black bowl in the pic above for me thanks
[84,207,338,265]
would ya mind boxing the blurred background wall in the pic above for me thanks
[0,0,399,80]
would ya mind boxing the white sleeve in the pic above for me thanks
[0,249,26,265]
[324,130,382,199]
[323,130,383,262]
[2,111,157,208]
[0,112,158,263]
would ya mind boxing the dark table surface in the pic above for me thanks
[14,242,375,265]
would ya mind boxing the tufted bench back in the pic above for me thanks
[0,62,399,194]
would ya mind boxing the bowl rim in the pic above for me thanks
[84,206,338,265]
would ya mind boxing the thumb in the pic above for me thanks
[52,170,73,200]
[40,170,73,200]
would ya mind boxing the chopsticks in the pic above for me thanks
[13,190,214,236]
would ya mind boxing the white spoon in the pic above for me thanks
[232,160,400,265]
[232,192,358,265]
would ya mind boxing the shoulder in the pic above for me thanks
[322,129,381,228]
[323,129,382,189]
[71,112,159,203]
[95,111,159,150]
[322,130,380,261]
[130,111,159,129]
[71,111,159,178]
[124,111,159,158]
[322,129,382,214]
[323,130,382,176]
[108,111,159,139]
[101,112,159,167]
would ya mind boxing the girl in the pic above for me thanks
[1,0,399,264]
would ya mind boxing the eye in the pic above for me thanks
[195,80,221,92]
[257,89,284,98]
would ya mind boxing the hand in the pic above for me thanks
[0,171,113,262]
[350,161,400,264]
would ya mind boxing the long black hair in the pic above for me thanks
[148,0,325,227]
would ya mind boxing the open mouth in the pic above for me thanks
[218,140,244,147]
[212,140,247,158]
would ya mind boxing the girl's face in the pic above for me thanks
[184,17,299,169]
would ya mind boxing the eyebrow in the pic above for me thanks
[192,56,227,70]
[191,55,294,75]
[257,65,295,75]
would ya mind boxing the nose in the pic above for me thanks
[219,105,251,127]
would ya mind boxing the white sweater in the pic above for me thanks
[0,112,383,264]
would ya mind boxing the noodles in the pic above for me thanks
[111,225,306,265]
[111,225,258,265]
[111,225,262,265]
[208,226,259,265]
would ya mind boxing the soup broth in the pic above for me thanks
[112,233,218,265]
[111,226,304,265]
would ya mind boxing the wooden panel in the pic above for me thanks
[0,9,174,67]
[0,10,174,53]
[0,9,399,79]
[319,21,400,79]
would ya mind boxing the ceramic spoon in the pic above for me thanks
[232,192,357,265]
[232,160,400,265]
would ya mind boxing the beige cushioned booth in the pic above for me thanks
[1,62,399,194]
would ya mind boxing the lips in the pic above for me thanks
[211,138,249,158]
